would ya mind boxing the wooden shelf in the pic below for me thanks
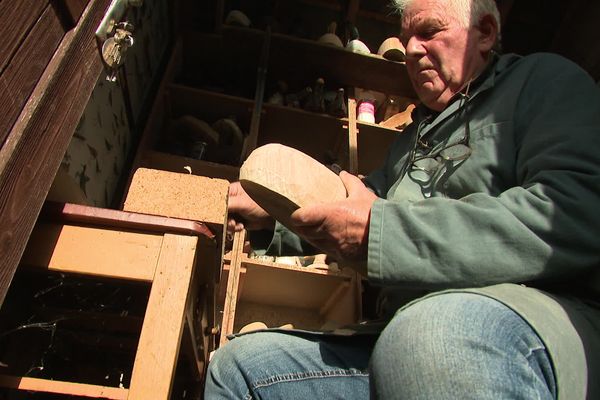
[259,102,349,167]
[268,31,414,96]
[218,26,414,97]
[168,83,254,131]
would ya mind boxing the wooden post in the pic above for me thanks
[219,230,246,346]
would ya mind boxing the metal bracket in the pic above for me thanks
[95,0,143,82]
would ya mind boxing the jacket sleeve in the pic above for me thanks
[368,55,600,290]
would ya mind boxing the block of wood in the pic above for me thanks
[123,168,229,226]
[239,144,347,229]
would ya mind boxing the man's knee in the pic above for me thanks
[371,293,504,375]
[369,292,555,399]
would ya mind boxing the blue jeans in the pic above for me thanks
[204,293,556,399]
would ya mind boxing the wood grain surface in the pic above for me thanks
[239,143,347,230]
[0,0,111,307]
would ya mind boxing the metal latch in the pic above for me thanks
[95,0,143,82]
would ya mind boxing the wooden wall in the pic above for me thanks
[0,0,109,306]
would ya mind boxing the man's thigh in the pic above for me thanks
[205,330,373,399]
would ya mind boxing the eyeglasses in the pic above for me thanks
[408,140,471,184]
[399,91,472,193]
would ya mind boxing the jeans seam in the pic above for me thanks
[523,344,545,359]
[252,369,369,390]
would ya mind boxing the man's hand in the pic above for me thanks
[228,181,275,233]
[290,171,378,263]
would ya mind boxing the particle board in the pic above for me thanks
[123,167,229,226]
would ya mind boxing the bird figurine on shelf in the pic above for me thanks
[317,21,343,48]
[304,78,326,113]
[328,88,348,118]
[344,22,370,55]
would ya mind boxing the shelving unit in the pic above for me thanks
[121,0,418,347]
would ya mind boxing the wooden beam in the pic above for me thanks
[21,222,163,282]
[348,97,358,174]
[0,0,112,307]
[0,375,128,400]
[128,234,198,399]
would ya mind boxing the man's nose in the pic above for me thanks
[405,36,426,58]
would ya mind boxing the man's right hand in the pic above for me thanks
[227,181,275,233]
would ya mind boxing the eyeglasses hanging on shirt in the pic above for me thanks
[399,82,473,197]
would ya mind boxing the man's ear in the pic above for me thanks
[476,14,499,52]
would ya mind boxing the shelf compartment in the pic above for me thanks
[259,102,349,168]
[221,251,361,337]
[356,121,404,175]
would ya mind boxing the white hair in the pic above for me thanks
[392,0,501,35]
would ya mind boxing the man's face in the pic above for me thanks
[400,0,486,111]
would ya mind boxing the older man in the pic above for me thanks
[205,0,600,398]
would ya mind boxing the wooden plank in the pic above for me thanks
[241,28,270,161]
[21,222,163,282]
[129,234,198,399]
[0,375,128,399]
[348,97,358,174]
[54,0,91,27]
[0,4,64,147]
[319,271,361,326]
[319,281,350,316]
[238,262,352,310]
[0,0,111,307]
[219,230,246,345]
[0,0,47,73]
[40,201,216,240]
[268,32,415,97]
[226,252,351,278]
